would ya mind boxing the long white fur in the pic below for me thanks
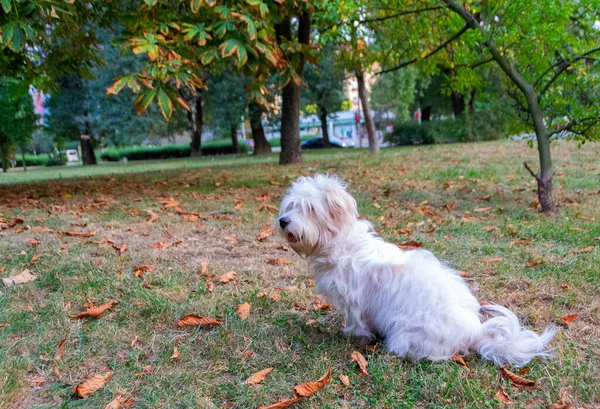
[277,174,556,366]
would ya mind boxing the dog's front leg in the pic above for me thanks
[341,304,375,343]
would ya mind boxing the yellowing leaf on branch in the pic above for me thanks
[246,367,273,385]
[177,314,222,327]
[72,301,117,320]
[72,371,113,398]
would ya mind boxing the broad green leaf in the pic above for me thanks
[200,49,216,65]
[259,3,268,18]
[247,20,256,41]
[190,0,202,13]
[1,0,11,13]
[144,0,158,6]
[157,87,173,121]
[134,89,156,115]
[246,0,261,5]
[8,25,25,52]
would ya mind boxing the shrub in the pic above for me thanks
[46,155,67,167]
[1,154,50,168]
[100,140,248,162]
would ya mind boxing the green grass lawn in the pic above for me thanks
[1,140,599,408]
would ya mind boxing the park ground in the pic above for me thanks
[1,140,599,409]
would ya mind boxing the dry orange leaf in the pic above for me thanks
[482,257,503,263]
[259,397,303,409]
[351,351,368,376]
[339,374,350,387]
[266,258,291,265]
[206,281,215,292]
[257,225,275,241]
[246,367,274,385]
[397,241,423,250]
[72,371,113,398]
[526,260,543,268]
[510,238,532,246]
[105,395,127,409]
[64,230,96,238]
[560,313,579,325]
[55,338,67,360]
[451,354,468,368]
[72,301,117,320]
[201,261,208,275]
[170,347,180,361]
[237,303,251,320]
[547,391,574,409]
[177,314,223,328]
[145,210,160,223]
[219,271,237,283]
[570,246,594,254]
[495,389,512,404]
[134,264,155,278]
[293,364,331,398]
[112,243,128,255]
[499,367,537,392]
[258,204,279,213]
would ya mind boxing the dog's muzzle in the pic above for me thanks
[279,217,290,229]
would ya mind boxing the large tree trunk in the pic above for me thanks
[319,106,331,148]
[80,134,97,165]
[21,151,27,172]
[230,123,239,154]
[0,136,8,173]
[190,91,203,157]
[249,101,272,155]
[276,13,311,164]
[421,105,432,121]
[355,70,379,153]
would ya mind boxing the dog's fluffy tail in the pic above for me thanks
[476,304,557,367]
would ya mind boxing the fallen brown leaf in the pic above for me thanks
[258,204,279,213]
[570,246,594,254]
[145,210,160,223]
[64,230,97,238]
[266,258,291,265]
[397,241,423,250]
[257,225,276,241]
[499,367,537,392]
[560,313,579,325]
[519,367,531,375]
[351,351,368,376]
[547,391,574,409]
[200,261,208,275]
[495,389,512,404]
[134,264,155,278]
[339,374,350,387]
[219,271,237,283]
[451,354,468,368]
[237,303,251,320]
[112,243,128,255]
[177,314,223,328]
[170,347,180,361]
[293,364,331,398]
[105,395,127,409]
[55,338,67,360]
[72,301,117,320]
[73,371,113,398]
[526,260,543,268]
[259,397,303,409]
[510,238,532,246]
[482,257,503,263]
[206,281,215,292]
[2,269,36,287]
[246,367,274,385]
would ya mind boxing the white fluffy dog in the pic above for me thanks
[277,174,556,366]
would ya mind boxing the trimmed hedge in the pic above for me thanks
[267,135,314,147]
[100,140,248,162]
[1,154,50,168]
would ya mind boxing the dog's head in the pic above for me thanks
[277,174,358,255]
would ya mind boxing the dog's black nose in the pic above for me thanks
[279,217,290,229]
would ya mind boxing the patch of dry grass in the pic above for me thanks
[1,140,599,409]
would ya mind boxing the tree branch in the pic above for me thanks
[359,6,444,24]
[538,47,600,96]
[375,24,470,75]
[523,162,540,181]
[470,57,494,69]
[547,117,598,138]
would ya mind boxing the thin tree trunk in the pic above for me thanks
[319,106,331,148]
[442,0,558,216]
[80,134,97,165]
[21,151,27,172]
[190,91,203,157]
[355,70,379,153]
[0,136,8,173]
[276,13,310,164]
[249,101,271,155]
[451,91,466,117]
[421,105,432,121]
[230,123,239,154]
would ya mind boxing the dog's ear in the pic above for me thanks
[324,183,357,228]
